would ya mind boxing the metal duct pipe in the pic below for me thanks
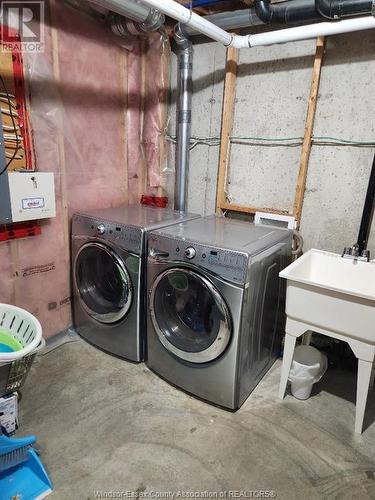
[255,0,320,24]
[174,24,193,213]
[184,8,263,35]
[88,0,151,22]
[108,9,164,36]
[316,0,373,19]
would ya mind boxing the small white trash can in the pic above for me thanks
[288,345,327,400]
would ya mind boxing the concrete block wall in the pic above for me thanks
[170,31,375,255]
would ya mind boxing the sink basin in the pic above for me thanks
[280,249,375,344]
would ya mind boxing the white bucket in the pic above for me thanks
[289,345,327,400]
[290,379,314,400]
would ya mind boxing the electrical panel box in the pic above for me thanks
[0,172,56,224]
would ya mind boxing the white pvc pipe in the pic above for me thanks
[249,16,375,47]
[88,0,150,22]
[137,0,375,48]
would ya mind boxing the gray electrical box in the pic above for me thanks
[0,114,56,225]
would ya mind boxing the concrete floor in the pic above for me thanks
[19,338,375,500]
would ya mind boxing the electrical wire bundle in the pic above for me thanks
[0,75,22,176]
[167,134,375,150]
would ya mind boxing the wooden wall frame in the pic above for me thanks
[293,36,326,225]
[215,45,239,214]
[215,36,326,224]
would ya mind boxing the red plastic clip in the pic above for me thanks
[140,195,168,208]
[0,221,42,241]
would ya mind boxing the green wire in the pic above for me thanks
[231,136,375,145]
[313,136,375,145]
[166,134,375,147]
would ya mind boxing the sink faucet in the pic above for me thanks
[352,243,360,258]
[342,243,370,262]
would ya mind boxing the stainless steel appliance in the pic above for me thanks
[71,204,199,362]
[146,215,292,408]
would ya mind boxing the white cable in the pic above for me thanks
[1,107,19,118]
[0,96,16,108]
[0,91,15,99]
[3,133,22,140]
[2,124,20,131]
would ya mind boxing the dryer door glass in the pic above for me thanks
[151,268,232,363]
[75,242,133,324]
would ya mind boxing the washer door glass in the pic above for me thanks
[151,268,232,363]
[75,242,133,324]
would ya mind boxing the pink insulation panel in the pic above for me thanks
[0,0,166,338]
[127,39,144,204]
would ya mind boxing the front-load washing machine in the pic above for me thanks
[146,215,292,408]
[71,204,199,362]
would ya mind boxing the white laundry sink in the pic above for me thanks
[279,249,375,344]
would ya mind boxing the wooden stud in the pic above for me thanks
[293,36,326,224]
[215,44,239,213]
[220,202,290,216]
[119,49,129,204]
[50,21,71,295]
[158,34,171,197]
[139,39,148,197]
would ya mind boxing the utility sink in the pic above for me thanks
[280,249,375,344]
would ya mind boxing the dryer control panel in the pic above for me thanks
[148,234,249,285]
[72,215,142,254]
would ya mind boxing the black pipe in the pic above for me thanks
[357,152,375,254]
[255,0,374,25]
[316,0,373,19]
[255,0,321,24]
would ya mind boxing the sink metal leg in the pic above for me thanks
[279,334,297,400]
[355,359,373,434]
[370,364,375,390]
[301,331,312,346]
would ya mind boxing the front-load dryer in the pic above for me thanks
[146,215,292,408]
[72,204,200,362]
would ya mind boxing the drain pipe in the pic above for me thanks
[184,8,264,35]
[174,24,193,213]
[137,0,375,47]
[255,0,320,24]
[255,0,374,24]
[316,0,373,19]
[357,152,375,255]
[87,0,155,21]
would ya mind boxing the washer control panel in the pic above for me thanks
[72,215,142,254]
[148,235,248,284]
